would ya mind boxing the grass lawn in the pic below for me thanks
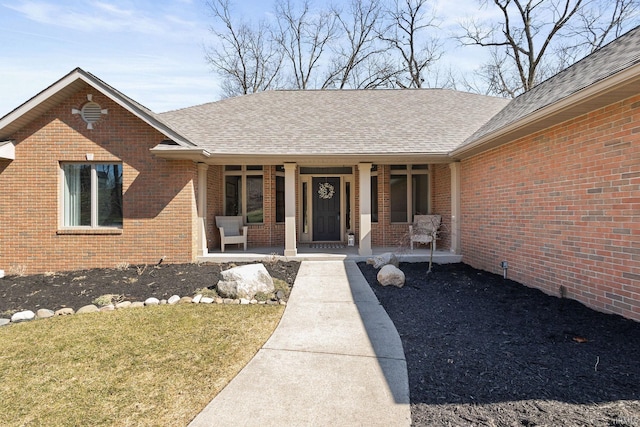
[0,304,284,426]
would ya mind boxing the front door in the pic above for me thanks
[312,177,341,241]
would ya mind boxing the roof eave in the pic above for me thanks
[0,68,194,147]
[449,62,640,160]
[149,145,211,161]
[150,150,453,165]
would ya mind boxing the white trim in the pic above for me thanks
[0,141,15,160]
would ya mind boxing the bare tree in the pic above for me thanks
[325,0,398,89]
[273,0,339,89]
[459,0,640,97]
[205,0,283,97]
[379,0,442,88]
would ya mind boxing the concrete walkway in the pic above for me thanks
[189,260,411,427]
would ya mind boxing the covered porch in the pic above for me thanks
[190,161,463,259]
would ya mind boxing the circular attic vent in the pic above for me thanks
[81,102,103,126]
[72,94,108,129]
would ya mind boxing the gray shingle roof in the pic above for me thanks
[461,25,640,148]
[158,89,509,156]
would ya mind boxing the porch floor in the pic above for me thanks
[198,245,462,264]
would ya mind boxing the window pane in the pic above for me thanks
[276,175,285,223]
[97,164,123,227]
[246,175,263,223]
[412,173,429,216]
[390,174,408,223]
[225,176,241,216]
[64,164,91,226]
[371,175,378,223]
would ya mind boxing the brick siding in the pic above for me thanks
[461,94,640,321]
[0,84,197,274]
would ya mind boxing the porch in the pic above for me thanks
[197,245,462,264]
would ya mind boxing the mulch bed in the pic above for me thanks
[0,261,300,315]
[3,260,639,426]
[358,262,640,427]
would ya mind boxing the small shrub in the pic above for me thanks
[136,265,147,276]
[273,278,291,299]
[254,292,273,302]
[92,294,123,307]
[115,262,129,271]
[8,264,27,277]
[195,287,219,298]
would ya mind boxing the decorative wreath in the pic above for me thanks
[318,182,335,199]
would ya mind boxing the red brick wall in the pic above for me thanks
[0,84,197,274]
[433,164,452,250]
[461,95,640,321]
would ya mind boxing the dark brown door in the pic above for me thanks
[313,177,340,241]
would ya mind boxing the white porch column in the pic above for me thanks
[358,162,373,256]
[284,163,298,257]
[449,162,461,254]
[197,163,209,256]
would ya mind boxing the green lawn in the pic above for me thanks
[0,304,284,426]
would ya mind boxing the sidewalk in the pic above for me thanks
[189,260,410,427]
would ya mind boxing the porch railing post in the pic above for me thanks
[358,162,373,256]
[284,163,298,257]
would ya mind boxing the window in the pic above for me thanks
[275,166,285,223]
[224,165,263,223]
[390,165,429,223]
[62,163,123,228]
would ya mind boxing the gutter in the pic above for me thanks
[449,61,640,160]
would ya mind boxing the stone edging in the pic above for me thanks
[0,293,287,326]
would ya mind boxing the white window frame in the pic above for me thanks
[224,165,264,224]
[59,162,123,229]
[390,164,430,223]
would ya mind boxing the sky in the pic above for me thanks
[0,0,493,117]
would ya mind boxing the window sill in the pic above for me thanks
[57,228,123,235]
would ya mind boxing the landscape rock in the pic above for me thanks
[36,309,55,319]
[11,310,36,322]
[55,308,75,316]
[130,302,145,308]
[160,299,167,305]
[240,298,250,305]
[217,263,274,300]
[192,294,203,304]
[145,297,160,306]
[179,297,193,304]
[76,305,99,314]
[100,305,115,312]
[367,252,399,269]
[215,297,224,304]
[0,318,10,326]
[115,301,132,309]
[167,295,180,305]
[377,264,405,287]
[201,297,214,304]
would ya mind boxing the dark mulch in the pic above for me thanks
[358,262,640,427]
[0,261,300,315]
